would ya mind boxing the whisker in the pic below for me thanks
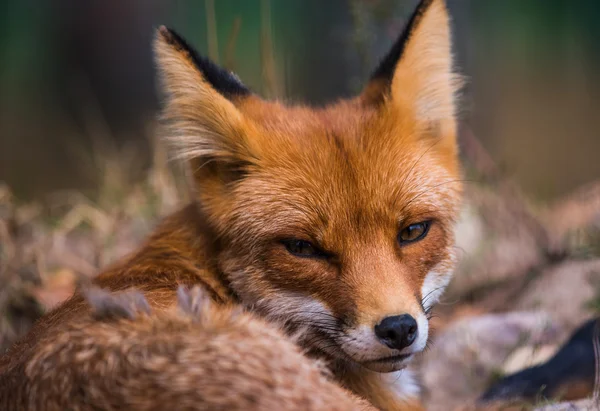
[421,286,445,306]
[420,287,447,315]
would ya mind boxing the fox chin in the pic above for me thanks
[1,1,462,410]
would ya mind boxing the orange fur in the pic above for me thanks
[0,1,461,409]
[1,286,374,410]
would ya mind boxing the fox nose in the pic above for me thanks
[374,314,418,350]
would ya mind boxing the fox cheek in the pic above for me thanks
[420,269,453,311]
[420,245,458,310]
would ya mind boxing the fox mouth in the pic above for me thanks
[365,353,412,364]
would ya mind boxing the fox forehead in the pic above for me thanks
[222,99,461,242]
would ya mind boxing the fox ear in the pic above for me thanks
[154,26,255,168]
[364,0,458,128]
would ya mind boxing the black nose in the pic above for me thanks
[374,314,418,350]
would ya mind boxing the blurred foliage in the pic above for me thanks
[1,0,600,200]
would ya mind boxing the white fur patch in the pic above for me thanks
[420,269,453,311]
[340,325,397,361]
[412,311,429,353]
[382,368,421,401]
[253,292,332,325]
[251,292,342,354]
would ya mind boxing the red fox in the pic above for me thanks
[0,0,462,409]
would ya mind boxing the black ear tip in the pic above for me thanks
[157,25,169,36]
[155,25,251,99]
[156,26,187,51]
[370,0,438,82]
[157,25,172,41]
[156,26,200,61]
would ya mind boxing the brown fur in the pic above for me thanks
[0,0,461,409]
[0,286,373,411]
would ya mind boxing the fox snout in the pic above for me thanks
[374,314,418,351]
[336,304,430,373]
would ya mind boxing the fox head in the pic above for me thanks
[155,0,461,372]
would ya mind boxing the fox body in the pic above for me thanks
[0,286,374,411]
[0,0,461,409]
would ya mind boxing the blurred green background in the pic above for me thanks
[1,0,599,200]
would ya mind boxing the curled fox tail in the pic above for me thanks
[1,286,374,411]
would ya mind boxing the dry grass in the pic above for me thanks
[0,134,187,353]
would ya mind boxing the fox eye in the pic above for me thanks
[282,239,320,258]
[398,221,431,245]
